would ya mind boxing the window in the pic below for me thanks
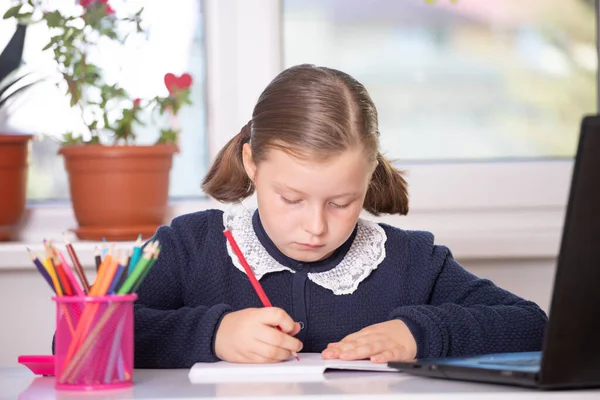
[0,0,207,200]
[2,0,593,259]
[283,0,597,161]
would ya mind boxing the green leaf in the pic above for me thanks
[3,5,22,19]
[27,0,35,7]
[44,11,63,28]
[42,41,54,51]
[156,128,179,144]
[15,12,32,21]
[62,132,84,145]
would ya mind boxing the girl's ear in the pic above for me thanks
[242,143,257,182]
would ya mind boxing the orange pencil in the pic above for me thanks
[63,253,119,368]
[91,254,119,296]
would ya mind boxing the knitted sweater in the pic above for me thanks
[134,208,547,368]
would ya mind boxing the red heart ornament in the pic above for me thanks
[164,73,193,94]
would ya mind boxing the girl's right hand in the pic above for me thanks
[214,307,303,363]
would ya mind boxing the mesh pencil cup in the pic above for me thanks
[53,294,137,390]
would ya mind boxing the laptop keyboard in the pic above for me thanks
[478,358,540,367]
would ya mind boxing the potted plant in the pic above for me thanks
[4,0,192,241]
[0,23,37,241]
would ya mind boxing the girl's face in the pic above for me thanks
[243,144,375,262]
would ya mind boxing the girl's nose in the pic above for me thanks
[303,205,327,237]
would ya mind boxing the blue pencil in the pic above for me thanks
[27,247,56,294]
[108,255,128,294]
[101,238,109,260]
[128,234,143,275]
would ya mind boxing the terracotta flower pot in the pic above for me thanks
[0,134,34,241]
[58,144,178,241]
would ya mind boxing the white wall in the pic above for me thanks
[0,257,556,367]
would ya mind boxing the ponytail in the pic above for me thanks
[201,122,254,202]
[363,152,409,216]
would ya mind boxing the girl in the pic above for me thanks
[134,64,547,368]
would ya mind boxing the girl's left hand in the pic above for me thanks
[321,320,417,363]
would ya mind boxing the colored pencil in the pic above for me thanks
[27,238,162,382]
[101,238,108,259]
[128,234,143,275]
[131,247,160,293]
[94,246,101,271]
[107,253,128,294]
[117,243,156,295]
[26,247,55,293]
[64,253,115,366]
[51,248,74,296]
[44,241,67,295]
[64,234,91,294]
[223,229,299,361]
[63,241,160,382]
[58,250,85,297]
[42,254,63,297]
[115,249,132,292]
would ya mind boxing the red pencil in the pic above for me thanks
[223,229,299,361]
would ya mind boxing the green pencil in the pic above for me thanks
[131,247,160,293]
[117,242,156,294]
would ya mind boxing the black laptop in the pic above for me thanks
[389,115,600,390]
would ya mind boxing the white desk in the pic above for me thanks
[1,367,599,400]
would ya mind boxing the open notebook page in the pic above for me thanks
[188,353,398,383]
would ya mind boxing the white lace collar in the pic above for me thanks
[222,204,387,295]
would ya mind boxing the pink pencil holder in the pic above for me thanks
[53,294,137,391]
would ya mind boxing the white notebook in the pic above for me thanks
[188,353,398,383]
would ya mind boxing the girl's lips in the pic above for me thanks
[296,243,325,249]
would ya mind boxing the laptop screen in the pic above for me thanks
[541,116,600,382]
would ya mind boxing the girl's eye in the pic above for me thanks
[330,202,350,209]
[281,196,301,205]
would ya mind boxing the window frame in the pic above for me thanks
[2,0,592,269]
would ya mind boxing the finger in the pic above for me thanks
[340,322,386,343]
[257,307,296,333]
[339,340,390,361]
[341,333,387,347]
[331,341,356,353]
[290,322,301,337]
[256,326,303,353]
[339,329,370,344]
[371,348,405,363]
[252,340,295,362]
[329,334,385,354]
[245,351,282,364]
[322,347,341,359]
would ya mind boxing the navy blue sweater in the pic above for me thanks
[134,209,547,368]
